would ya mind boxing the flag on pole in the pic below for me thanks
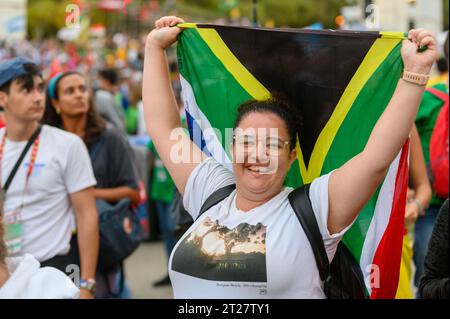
[177,23,408,299]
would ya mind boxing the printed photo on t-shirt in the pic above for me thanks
[172,217,267,282]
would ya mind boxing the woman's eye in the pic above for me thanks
[266,142,276,149]
[244,139,255,146]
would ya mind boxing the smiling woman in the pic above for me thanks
[142,16,438,299]
[230,99,301,209]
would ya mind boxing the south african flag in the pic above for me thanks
[176,23,409,299]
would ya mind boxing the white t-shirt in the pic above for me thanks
[169,158,352,299]
[0,254,79,299]
[0,125,96,262]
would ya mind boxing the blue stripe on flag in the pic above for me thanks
[185,110,212,157]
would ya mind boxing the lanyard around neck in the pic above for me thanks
[0,129,41,192]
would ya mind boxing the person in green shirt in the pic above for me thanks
[125,106,138,135]
[413,32,449,290]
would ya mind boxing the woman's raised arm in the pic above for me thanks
[327,29,438,234]
[143,16,206,194]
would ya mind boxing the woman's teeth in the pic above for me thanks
[248,166,271,173]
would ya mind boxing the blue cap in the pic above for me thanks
[0,57,39,87]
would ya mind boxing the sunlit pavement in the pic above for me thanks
[125,241,173,299]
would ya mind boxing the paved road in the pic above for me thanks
[124,241,173,299]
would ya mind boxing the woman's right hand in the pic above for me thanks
[146,16,185,50]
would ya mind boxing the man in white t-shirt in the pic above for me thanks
[0,57,99,299]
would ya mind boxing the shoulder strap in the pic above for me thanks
[197,184,236,220]
[3,125,42,193]
[288,184,330,282]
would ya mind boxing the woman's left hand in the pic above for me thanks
[401,29,438,75]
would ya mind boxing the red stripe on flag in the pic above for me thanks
[370,140,409,299]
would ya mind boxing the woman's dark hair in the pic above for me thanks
[233,96,303,151]
[42,71,105,148]
[436,56,448,73]
[98,68,119,86]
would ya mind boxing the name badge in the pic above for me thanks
[4,210,23,255]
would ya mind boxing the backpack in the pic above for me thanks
[196,184,366,299]
[427,87,449,198]
[170,189,195,240]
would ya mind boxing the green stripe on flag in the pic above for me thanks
[298,36,403,184]
[177,28,257,153]
[324,43,404,261]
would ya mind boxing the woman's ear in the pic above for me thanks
[289,147,297,167]
[52,99,61,114]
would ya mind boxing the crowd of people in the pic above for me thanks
[0,15,448,299]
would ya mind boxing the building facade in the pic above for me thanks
[0,0,27,42]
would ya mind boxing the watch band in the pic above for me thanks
[80,278,96,294]
[402,70,430,86]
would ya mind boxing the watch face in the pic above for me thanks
[81,280,96,293]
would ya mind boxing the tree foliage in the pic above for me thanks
[27,0,447,39]
[27,0,72,39]
[175,0,350,28]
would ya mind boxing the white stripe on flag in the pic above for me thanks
[359,150,402,295]
[180,75,233,171]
